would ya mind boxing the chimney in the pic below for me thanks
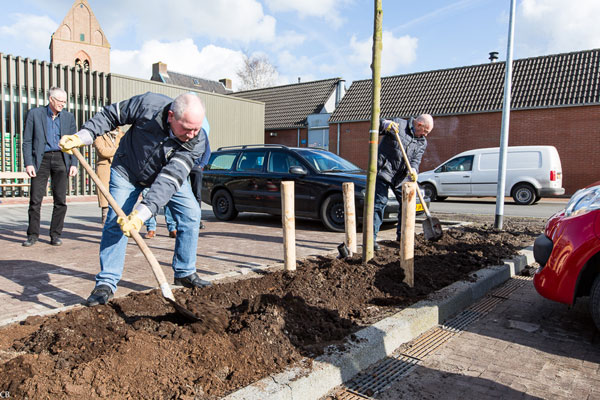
[489,51,499,63]
[298,77,301,83]
[335,79,346,106]
[151,62,169,82]
[219,78,232,90]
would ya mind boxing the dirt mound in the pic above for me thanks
[0,219,543,399]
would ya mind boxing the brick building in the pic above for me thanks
[329,49,600,196]
[233,78,346,148]
[49,0,110,73]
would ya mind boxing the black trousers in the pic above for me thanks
[27,151,68,238]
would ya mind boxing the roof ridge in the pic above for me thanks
[234,77,342,94]
[349,48,600,83]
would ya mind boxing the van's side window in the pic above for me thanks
[437,155,474,172]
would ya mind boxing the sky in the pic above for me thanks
[0,0,599,91]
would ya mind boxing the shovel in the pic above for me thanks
[391,130,443,241]
[71,148,203,321]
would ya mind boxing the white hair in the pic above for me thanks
[48,87,66,100]
[171,93,205,120]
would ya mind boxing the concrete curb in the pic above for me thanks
[224,246,535,400]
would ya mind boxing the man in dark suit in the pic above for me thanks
[22,87,78,247]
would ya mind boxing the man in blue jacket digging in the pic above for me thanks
[60,92,209,306]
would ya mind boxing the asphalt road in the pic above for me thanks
[428,196,568,220]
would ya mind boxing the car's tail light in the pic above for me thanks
[550,170,557,181]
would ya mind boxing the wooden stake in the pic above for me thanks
[401,181,416,287]
[342,182,357,254]
[281,181,296,272]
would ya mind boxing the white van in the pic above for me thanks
[418,146,565,205]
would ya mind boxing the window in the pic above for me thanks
[80,33,85,41]
[237,151,266,172]
[299,149,360,172]
[437,155,474,173]
[267,152,302,173]
[208,153,236,170]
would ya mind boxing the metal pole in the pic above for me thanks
[494,0,516,230]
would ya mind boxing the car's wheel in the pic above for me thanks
[533,194,542,204]
[320,193,345,232]
[590,274,600,331]
[212,189,238,221]
[422,183,438,201]
[512,183,536,205]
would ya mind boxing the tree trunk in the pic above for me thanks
[362,0,383,262]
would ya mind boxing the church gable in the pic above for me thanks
[50,0,110,73]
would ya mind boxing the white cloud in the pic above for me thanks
[111,39,246,90]
[264,0,352,27]
[517,0,600,54]
[349,31,418,76]
[102,0,276,43]
[271,30,306,50]
[0,13,56,59]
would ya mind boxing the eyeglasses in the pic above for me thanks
[51,97,67,105]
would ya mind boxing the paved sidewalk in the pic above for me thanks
[373,276,600,400]
[0,200,403,325]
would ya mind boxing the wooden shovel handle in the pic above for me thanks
[391,129,432,218]
[72,148,175,301]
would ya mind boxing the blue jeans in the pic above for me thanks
[373,177,402,240]
[143,206,176,232]
[97,169,201,293]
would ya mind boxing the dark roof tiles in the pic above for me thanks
[157,71,232,95]
[232,78,342,129]
[330,48,600,122]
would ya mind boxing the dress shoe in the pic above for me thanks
[174,272,210,288]
[50,237,63,246]
[22,236,38,247]
[169,230,177,238]
[145,230,156,239]
[199,222,205,230]
[374,242,381,251]
[84,285,114,306]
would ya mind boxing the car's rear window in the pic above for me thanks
[209,153,237,170]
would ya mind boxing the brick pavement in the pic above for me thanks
[374,277,600,400]
[0,200,403,325]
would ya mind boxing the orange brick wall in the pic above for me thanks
[329,106,600,195]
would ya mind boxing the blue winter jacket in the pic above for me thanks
[377,117,427,188]
[77,92,207,216]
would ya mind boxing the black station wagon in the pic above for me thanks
[201,145,424,232]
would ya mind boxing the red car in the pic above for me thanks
[533,181,600,330]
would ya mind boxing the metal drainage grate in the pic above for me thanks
[401,327,456,359]
[442,309,483,332]
[489,277,528,299]
[468,295,505,314]
[345,355,420,396]
[333,388,374,399]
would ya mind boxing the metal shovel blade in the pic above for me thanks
[422,216,443,242]
[166,297,202,321]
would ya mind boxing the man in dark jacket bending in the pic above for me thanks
[59,92,209,305]
[374,114,433,250]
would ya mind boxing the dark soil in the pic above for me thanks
[0,218,544,399]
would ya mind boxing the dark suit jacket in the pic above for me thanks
[22,106,78,172]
